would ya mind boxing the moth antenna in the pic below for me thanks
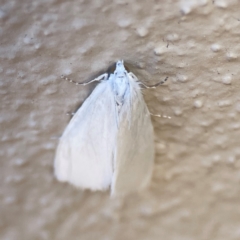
[128,72,168,89]
[140,77,168,89]
[61,73,109,86]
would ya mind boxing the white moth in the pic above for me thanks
[54,60,166,196]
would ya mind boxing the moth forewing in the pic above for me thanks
[111,73,154,196]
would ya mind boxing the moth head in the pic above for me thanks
[115,60,127,76]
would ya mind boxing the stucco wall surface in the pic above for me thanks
[1,0,240,239]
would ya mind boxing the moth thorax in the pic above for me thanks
[114,76,128,100]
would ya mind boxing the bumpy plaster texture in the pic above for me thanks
[1,0,240,239]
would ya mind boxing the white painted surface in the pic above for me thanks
[1,0,240,239]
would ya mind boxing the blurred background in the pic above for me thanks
[1,0,240,239]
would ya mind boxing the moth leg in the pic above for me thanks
[149,112,171,119]
[128,72,168,89]
[66,112,75,116]
[61,73,108,86]
[128,72,139,82]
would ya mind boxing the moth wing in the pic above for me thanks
[111,79,155,195]
[54,80,117,191]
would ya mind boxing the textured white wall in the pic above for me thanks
[1,0,240,239]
